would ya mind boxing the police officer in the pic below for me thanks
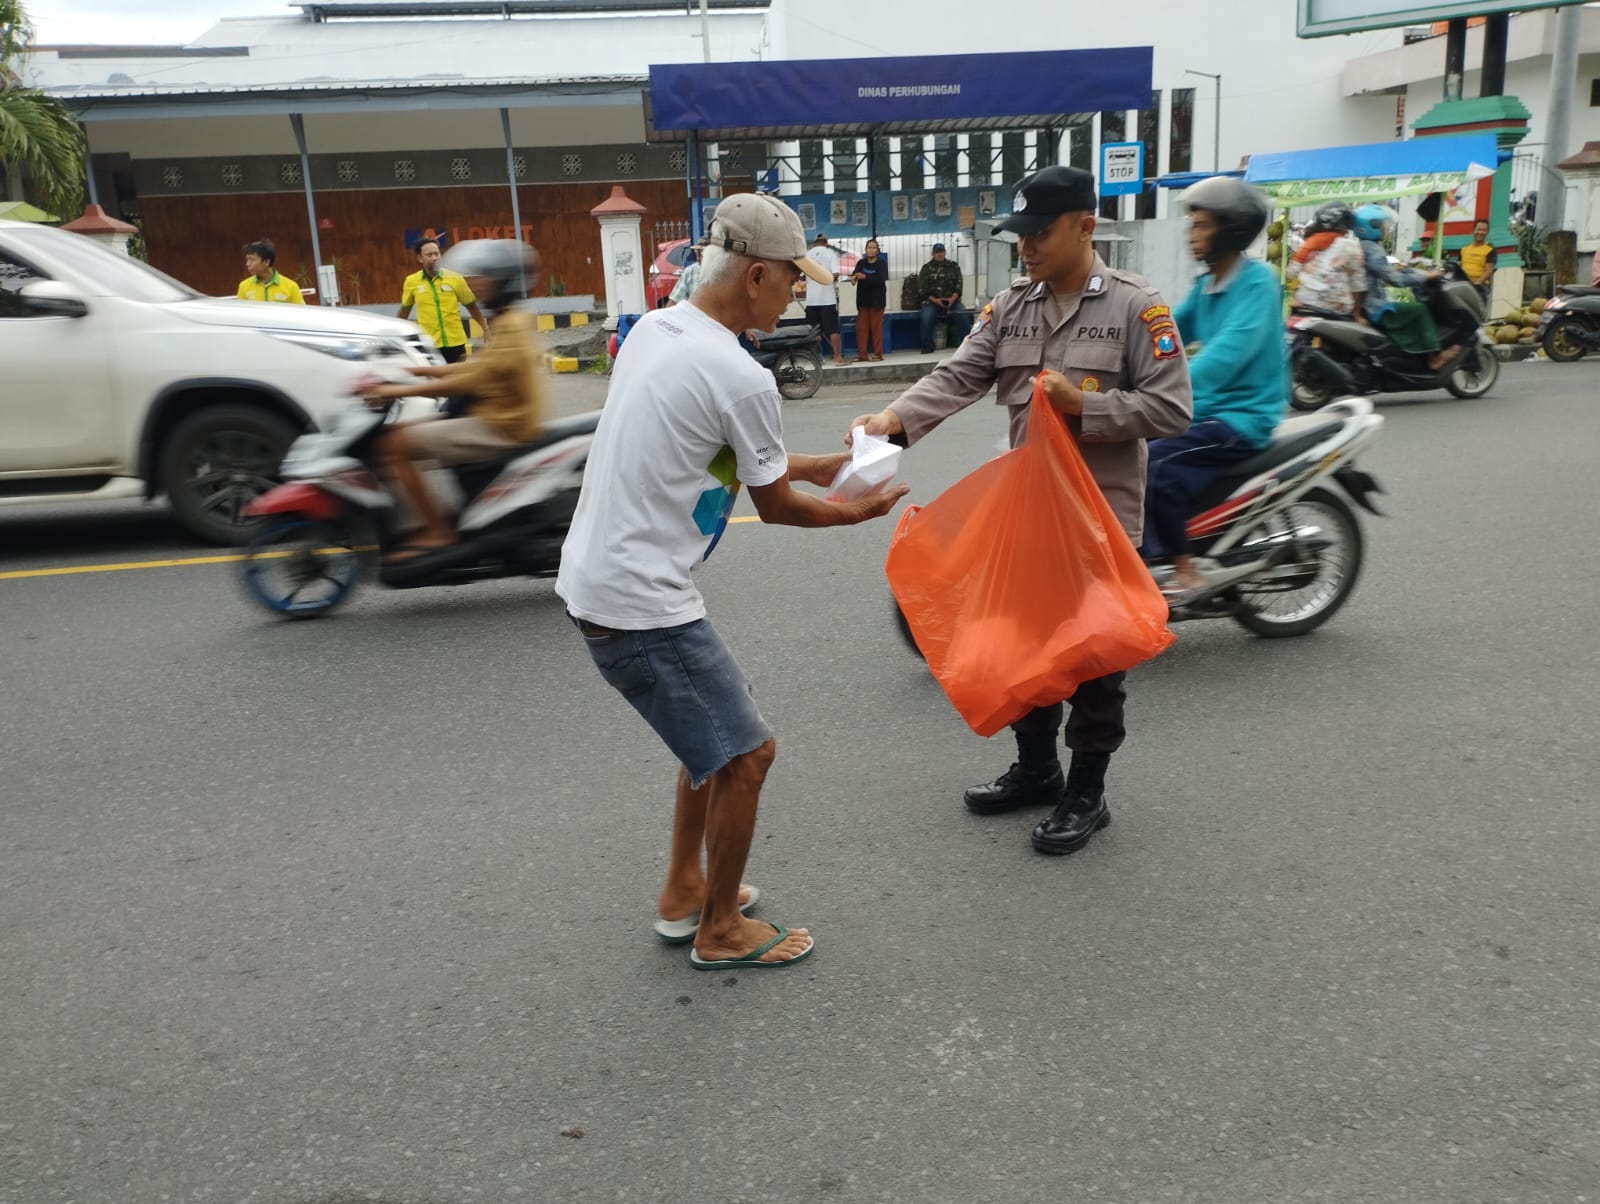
[849,165,1192,856]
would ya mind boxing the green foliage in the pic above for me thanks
[547,274,568,297]
[1512,222,1550,271]
[0,0,86,217]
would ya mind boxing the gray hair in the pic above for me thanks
[697,243,752,290]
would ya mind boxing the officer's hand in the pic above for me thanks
[846,409,904,445]
[1039,370,1084,416]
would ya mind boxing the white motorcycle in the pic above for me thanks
[894,396,1387,646]
[238,392,599,619]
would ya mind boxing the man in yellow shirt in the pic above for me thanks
[397,236,487,363]
[236,240,305,304]
[364,240,545,560]
[1457,219,1498,300]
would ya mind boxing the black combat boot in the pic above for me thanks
[1030,752,1112,855]
[963,762,1066,815]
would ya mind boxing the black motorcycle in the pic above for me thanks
[1288,275,1498,411]
[744,324,824,400]
[1536,284,1600,362]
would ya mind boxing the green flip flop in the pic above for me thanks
[689,924,815,971]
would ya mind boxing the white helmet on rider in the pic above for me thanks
[439,239,542,316]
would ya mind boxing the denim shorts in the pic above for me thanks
[570,614,773,788]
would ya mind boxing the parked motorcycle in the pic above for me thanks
[747,324,824,400]
[238,394,599,619]
[1536,284,1600,362]
[893,396,1386,649]
[1288,276,1498,410]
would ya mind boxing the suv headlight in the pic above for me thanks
[266,329,411,361]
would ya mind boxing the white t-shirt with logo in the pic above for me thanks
[556,302,789,629]
[804,245,840,307]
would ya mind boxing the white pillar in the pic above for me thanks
[590,186,648,330]
[957,134,970,189]
[777,140,802,196]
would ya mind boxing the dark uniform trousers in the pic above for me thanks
[1013,672,1127,762]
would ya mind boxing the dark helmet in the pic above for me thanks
[1182,176,1271,259]
[1309,201,1355,235]
[439,238,541,312]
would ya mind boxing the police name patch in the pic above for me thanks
[1140,304,1170,324]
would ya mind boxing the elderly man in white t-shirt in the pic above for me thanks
[557,194,908,971]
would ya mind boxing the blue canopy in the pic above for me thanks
[1244,133,1503,185]
[647,48,1153,141]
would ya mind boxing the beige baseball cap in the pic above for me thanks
[701,193,833,284]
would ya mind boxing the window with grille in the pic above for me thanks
[617,152,638,175]
[394,159,416,182]
[280,161,302,186]
[337,160,359,184]
[1169,88,1195,174]
[513,155,527,179]
[220,164,243,187]
[450,157,472,181]
[1136,91,1161,219]
[162,166,184,189]
[561,154,582,176]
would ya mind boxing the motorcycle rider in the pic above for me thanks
[1352,204,1458,372]
[1287,202,1365,319]
[363,239,546,560]
[1147,177,1289,597]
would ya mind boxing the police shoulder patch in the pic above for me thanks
[1152,331,1182,360]
[970,302,994,337]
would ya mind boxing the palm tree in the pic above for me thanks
[1,0,84,216]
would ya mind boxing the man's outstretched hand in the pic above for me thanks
[844,484,910,522]
[845,409,905,445]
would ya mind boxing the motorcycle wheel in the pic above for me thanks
[774,350,824,401]
[1540,316,1590,363]
[1232,487,1363,639]
[239,518,362,619]
[1289,352,1337,412]
[1445,343,1500,399]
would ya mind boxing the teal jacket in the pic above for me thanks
[1172,259,1289,449]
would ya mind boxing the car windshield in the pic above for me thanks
[9,226,200,302]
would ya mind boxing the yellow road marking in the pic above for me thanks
[2,520,764,581]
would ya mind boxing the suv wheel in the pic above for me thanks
[161,404,298,545]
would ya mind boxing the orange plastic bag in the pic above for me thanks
[885,377,1175,737]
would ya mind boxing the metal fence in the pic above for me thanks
[648,219,690,252]
[1509,145,1577,230]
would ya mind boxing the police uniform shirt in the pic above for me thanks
[887,253,1193,543]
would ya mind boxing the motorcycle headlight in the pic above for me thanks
[1545,296,1566,310]
[266,330,411,361]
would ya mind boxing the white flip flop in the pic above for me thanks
[652,885,761,944]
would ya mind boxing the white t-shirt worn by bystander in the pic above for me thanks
[556,302,789,629]
[805,245,840,307]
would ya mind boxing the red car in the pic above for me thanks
[648,238,859,307]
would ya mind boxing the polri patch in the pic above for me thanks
[1080,376,1100,393]
[1152,331,1181,360]
[970,302,993,337]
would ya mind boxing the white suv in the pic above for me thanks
[0,219,437,544]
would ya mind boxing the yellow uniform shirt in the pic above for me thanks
[401,269,477,348]
[1458,242,1497,285]
[236,272,305,304]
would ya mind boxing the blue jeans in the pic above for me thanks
[571,614,772,788]
[919,301,970,351]
[1141,419,1259,560]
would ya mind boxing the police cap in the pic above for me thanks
[994,166,1099,235]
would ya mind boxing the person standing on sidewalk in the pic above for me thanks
[398,236,487,364]
[557,194,907,969]
[848,166,1191,857]
[850,238,889,361]
[804,233,845,365]
[236,240,304,304]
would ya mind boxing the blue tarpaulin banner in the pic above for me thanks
[1244,134,1501,185]
[649,48,1154,132]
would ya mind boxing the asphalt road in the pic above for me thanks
[3,365,1598,1204]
